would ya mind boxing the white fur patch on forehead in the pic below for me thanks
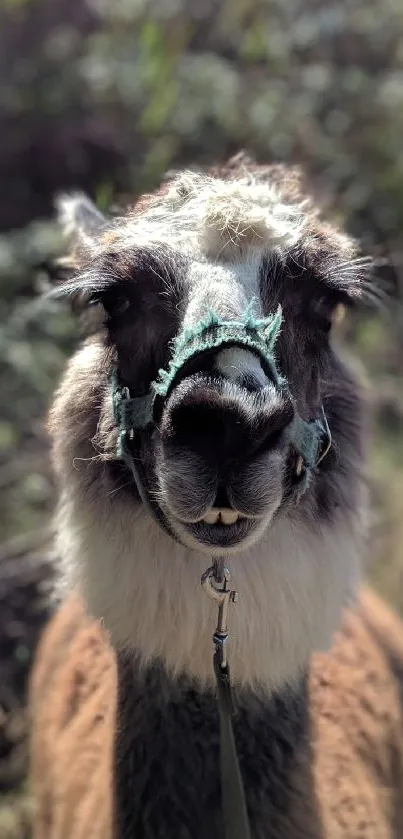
[127,172,307,262]
[198,178,305,260]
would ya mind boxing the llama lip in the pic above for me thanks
[183,516,253,547]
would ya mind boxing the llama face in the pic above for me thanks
[154,257,313,554]
[54,161,369,557]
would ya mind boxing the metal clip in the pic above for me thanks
[120,386,135,439]
[201,559,238,669]
[316,406,332,466]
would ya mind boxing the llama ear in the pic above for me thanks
[44,193,108,306]
[55,192,107,253]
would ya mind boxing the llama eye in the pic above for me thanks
[317,316,332,335]
[311,306,332,334]
[103,293,131,317]
[310,296,336,335]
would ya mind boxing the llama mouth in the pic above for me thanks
[183,509,254,547]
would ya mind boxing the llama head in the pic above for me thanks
[49,154,373,687]
[53,156,370,554]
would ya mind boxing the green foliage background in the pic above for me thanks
[1,0,403,614]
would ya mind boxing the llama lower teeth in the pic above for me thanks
[202,509,220,524]
[201,507,239,525]
[219,509,239,525]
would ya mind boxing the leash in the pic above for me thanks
[201,560,251,839]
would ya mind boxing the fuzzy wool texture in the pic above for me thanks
[30,594,116,839]
[56,154,373,310]
[124,173,309,262]
[30,588,403,839]
[57,171,310,269]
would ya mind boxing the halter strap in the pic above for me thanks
[153,304,283,402]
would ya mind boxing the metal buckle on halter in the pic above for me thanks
[316,406,332,466]
[120,387,135,440]
[292,405,332,484]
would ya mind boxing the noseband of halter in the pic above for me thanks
[111,302,331,520]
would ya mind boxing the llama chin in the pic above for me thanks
[30,152,403,839]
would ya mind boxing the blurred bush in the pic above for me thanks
[0,0,403,613]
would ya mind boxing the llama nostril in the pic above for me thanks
[241,373,263,392]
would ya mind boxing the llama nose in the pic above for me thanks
[160,375,294,469]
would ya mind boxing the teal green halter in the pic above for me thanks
[153,304,282,402]
[111,303,331,537]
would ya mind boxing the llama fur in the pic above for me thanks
[29,151,403,838]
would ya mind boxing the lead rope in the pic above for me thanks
[201,559,252,839]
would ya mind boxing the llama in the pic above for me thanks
[30,152,403,838]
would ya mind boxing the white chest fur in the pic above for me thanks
[54,485,363,693]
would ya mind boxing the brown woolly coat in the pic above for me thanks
[30,587,403,839]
